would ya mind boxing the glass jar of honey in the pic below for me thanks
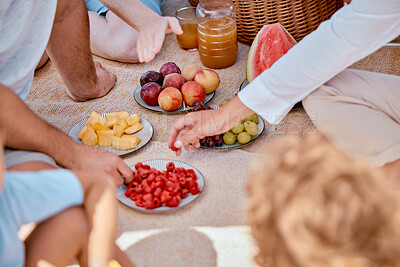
[196,0,238,69]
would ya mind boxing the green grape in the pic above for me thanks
[223,132,236,145]
[219,99,230,107]
[244,121,258,136]
[237,132,251,144]
[231,122,244,134]
[243,113,259,124]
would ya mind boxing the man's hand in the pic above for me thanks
[168,96,255,156]
[65,62,116,102]
[137,16,183,62]
[0,84,131,186]
[71,145,133,186]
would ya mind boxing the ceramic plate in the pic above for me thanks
[240,80,303,109]
[134,85,215,114]
[117,159,205,212]
[68,113,153,156]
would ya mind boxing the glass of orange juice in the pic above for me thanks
[196,0,238,69]
[175,7,198,51]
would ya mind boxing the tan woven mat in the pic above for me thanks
[28,1,399,266]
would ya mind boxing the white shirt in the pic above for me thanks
[238,0,400,124]
[0,0,57,99]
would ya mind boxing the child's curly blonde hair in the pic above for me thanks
[247,134,400,267]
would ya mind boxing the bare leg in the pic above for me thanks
[35,51,49,70]
[7,161,56,172]
[46,0,116,101]
[114,244,138,267]
[88,11,139,63]
[73,170,117,267]
[8,161,57,241]
[25,207,89,267]
[22,168,117,267]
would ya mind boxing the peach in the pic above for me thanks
[158,87,183,111]
[194,69,220,94]
[162,73,185,89]
[181,64,203,81]
[181,81,206,106]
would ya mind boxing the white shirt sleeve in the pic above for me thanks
[238,0,400,124]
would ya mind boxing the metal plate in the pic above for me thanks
[134,85,215,114]
[117,159,205,213]
[68,113,153,156]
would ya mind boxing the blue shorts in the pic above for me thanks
[0,170,84,267]
[84,0,162,17]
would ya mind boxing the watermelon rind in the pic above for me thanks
[246,25,266,83]
[246,23,297,83]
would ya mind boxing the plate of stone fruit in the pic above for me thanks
[134,62,217,113]
[68,111,153,156]
[117,159,204,212]
[190,100,265,150]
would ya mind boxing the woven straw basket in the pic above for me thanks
[189,0,342,44]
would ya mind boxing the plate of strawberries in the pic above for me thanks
[118,159,205,212]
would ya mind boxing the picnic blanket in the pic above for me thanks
[29,1,399,266]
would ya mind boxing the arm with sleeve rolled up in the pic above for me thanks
[98,0,183,62]
[238,0,400,124]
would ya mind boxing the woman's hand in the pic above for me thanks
[137,16,183,62]
[168,96,255,155]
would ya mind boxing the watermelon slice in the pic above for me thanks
[246,23,297,82]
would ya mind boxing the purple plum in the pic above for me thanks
[140,71,163,87]
[159,62,181,77]
[140,82,163,106]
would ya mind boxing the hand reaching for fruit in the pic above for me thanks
[168,96,256,155]
[136,17,183,63]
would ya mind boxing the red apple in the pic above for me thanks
[181,81,206,106]
[140,82,163,106]
[158,87,183,111]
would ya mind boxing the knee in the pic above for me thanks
[106,27,140,62]
[58,207,89,240]
[112,36,139,63]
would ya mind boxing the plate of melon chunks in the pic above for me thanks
[68,111,154,156]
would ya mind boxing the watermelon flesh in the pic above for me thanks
[246,23,297,82]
